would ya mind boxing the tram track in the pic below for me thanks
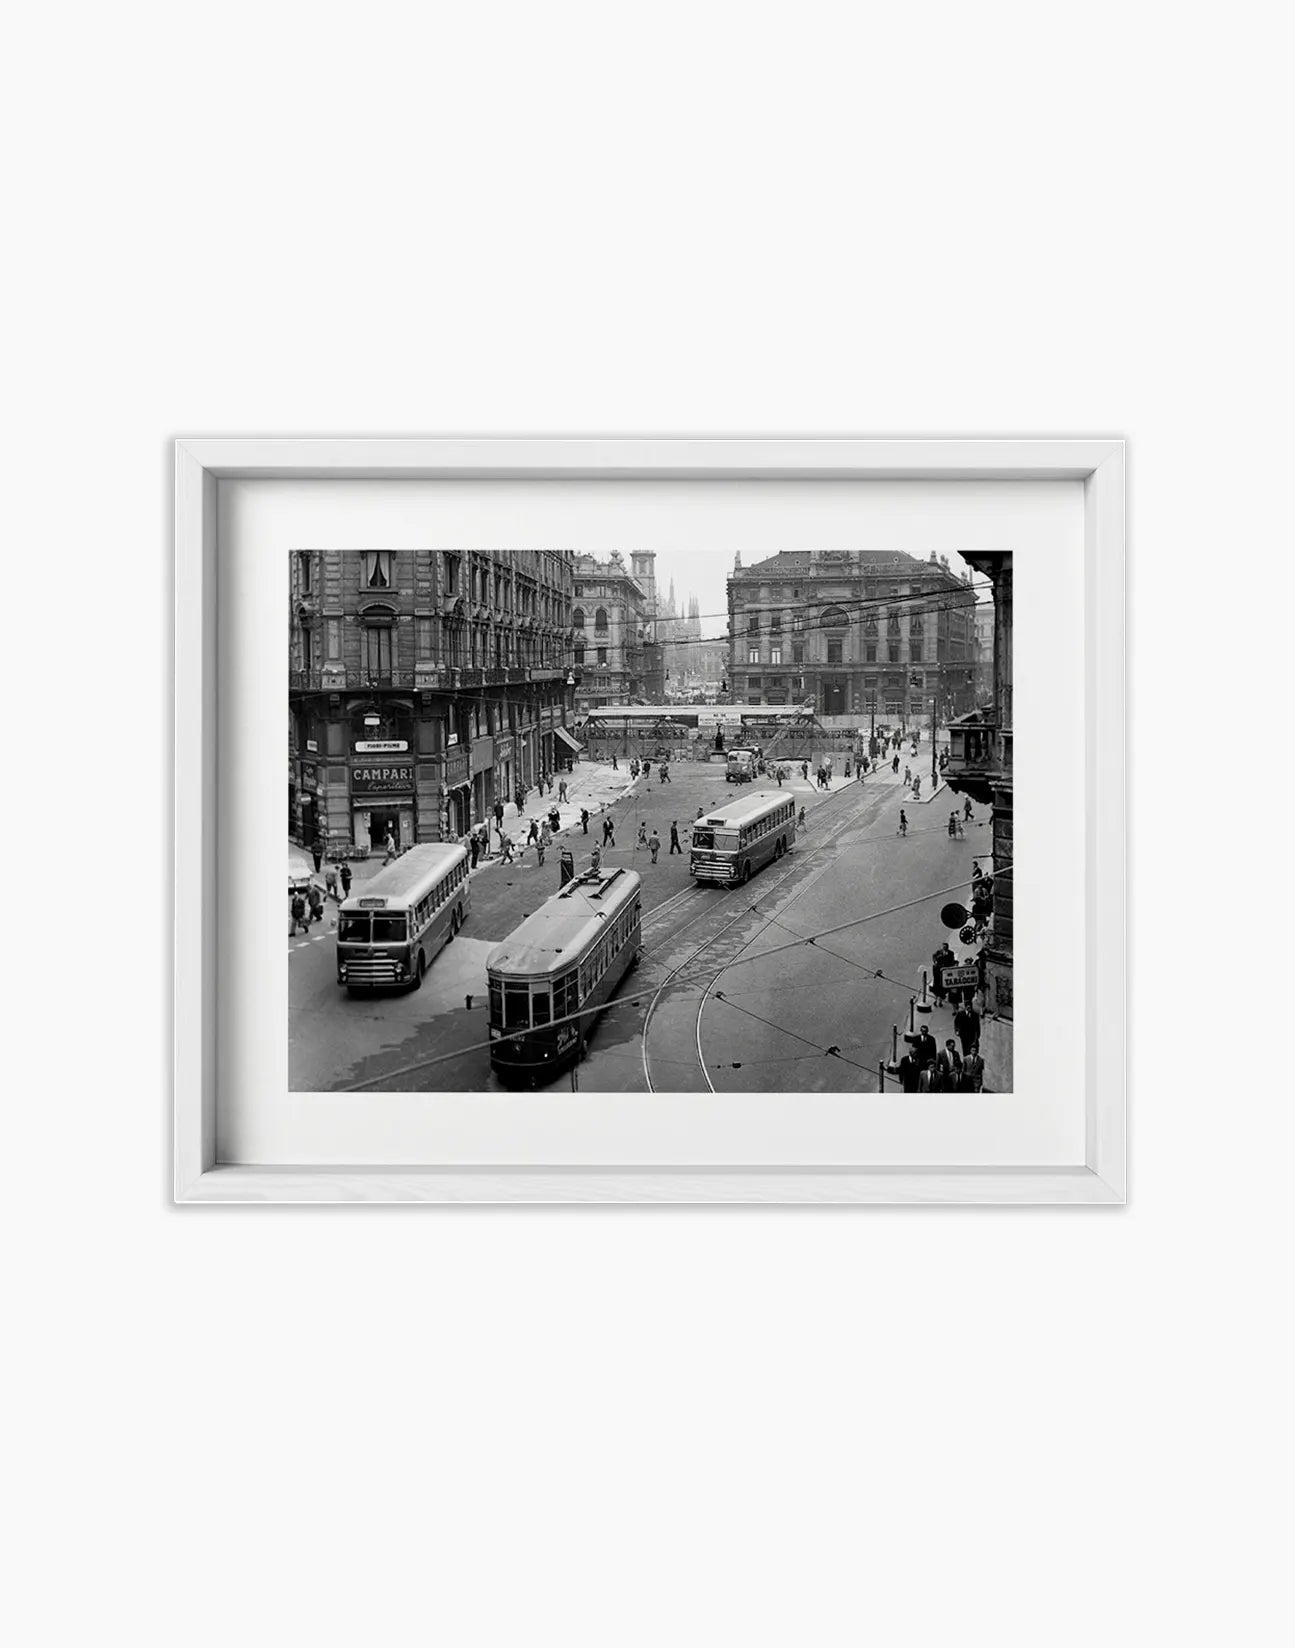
[640,789,869,1092]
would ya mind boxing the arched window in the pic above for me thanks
[820,605,849,629]
[573,607,585,629]
[595,607,609,632]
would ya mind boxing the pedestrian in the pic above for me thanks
[696,804,705,820]
[580,807,590,835]
[602,815,615,846]
[898,809,908,837]
[630,758,639,779]
[325,863,339,900]
[776,766,783,786]
[590,843,602,873]
[960,1043,985,1093]
[311,838,324,874]
[637,821,648,850]
[536,837,547,867]
[904,1025,937,1068]
[494,799,504,832]
[955,816,965,839]
[892,754,900,774]
[515,786,526,816]
[797,806,807,832]
[904,764,912,787]
[669,821,682,855]
[540,820,552,850]
[932,941,954,1005]
[801,761,809,780]
[469,833,480,870]
[308,882,324,925]
[500,833,515,863]
[558,779,568,803]
[527,818,540,848]
[642,760,651,781]
[559,846,575,886]
[339,862,353,899]
[912,775,921,799]
[937,1039,962,1090]
[383,827,396,864]
[290,890,309,935]
[886,1050,923,1092]
[612,752,618,770]
[948,811,958,838]
[845,758,852,777]
[649,829,661,863]
[954,1002,980,1056]
[964,797,973,821]
[548,804,561,836]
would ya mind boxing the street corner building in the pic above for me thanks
[940,551,1013,1094]
[288,550,580,856]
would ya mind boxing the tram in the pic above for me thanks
[690,791,797,886]
[485,867,643,1080]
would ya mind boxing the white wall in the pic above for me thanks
[5,5,1287,1645]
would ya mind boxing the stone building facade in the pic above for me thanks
[288,550,576,853]
[571,552,651,711]
[726,550,979,725]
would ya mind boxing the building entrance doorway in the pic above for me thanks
[824,680,846,714]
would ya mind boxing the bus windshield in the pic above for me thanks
[339,912,407,943]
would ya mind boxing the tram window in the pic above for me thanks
[503,984,530,1030]
[489,980,503,1021]
[555,971,577,1017]
[532,990,551,1026]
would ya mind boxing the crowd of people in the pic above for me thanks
[886,1020,985,1094]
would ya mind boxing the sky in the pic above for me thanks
[646,547,978,639]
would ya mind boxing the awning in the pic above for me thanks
[554,727,583,754]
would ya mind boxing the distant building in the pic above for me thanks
[288,551,576,851]
[726,550,978,724]
[943,552,1013,1091]
[572,552,650,711]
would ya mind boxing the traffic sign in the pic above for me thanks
[940,964,979,990]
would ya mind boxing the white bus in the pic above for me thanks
[690,791,797,886]
[336,842,471,993]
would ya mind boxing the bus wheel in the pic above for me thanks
[448,909,458,940]
[456,902,465,930]
[740,860,751,884]
[412,951,425,990]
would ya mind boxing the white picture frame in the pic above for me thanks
[174,437,1125,1204]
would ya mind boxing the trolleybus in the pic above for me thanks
[690,791,797,886]
[485,866,642,1080]
[336,842,470,993]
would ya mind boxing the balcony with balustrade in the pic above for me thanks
[942,713,1012,806]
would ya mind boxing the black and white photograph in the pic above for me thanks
[289,546,1012,1094]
